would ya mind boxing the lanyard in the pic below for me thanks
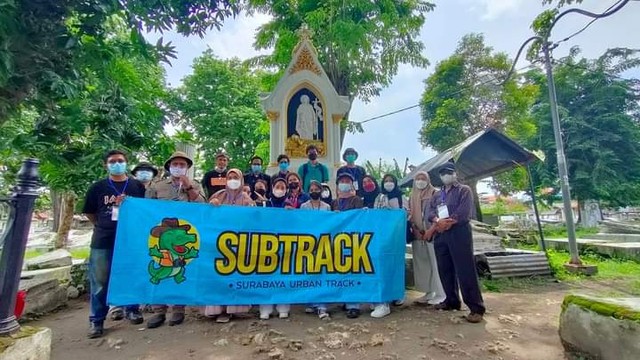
[441,188,447,204]
[108,178,129,196]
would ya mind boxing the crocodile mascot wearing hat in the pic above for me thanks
[148,218,199,284]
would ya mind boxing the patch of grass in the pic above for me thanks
[542,225,599,239]
[23,249,43,259]
[69,247,89,259]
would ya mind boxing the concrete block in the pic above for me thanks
[24,249,72,270]
[559,294,640,360]
[21,266,71,283]
[19,277,67,316]
[0,326,51,360]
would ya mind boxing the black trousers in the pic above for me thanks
[434,223,486,314]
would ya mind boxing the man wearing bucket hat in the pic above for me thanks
[145,151,205,329]
[336,148,367,196]
[202,151,229,198]
[131,162,158,188]
[426,162,485,324]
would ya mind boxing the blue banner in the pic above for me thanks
[107,198,406,306]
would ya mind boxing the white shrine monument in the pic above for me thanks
[261,25,351,185]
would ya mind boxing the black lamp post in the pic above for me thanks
[0,159,40,335]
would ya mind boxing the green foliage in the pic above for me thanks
[0,1,239,124]
[525,48,640,206]
[175,51,269,171]
[363,159,405,183]
[480,199,529,216]
[249,0,434,101]
[541,224,598,239]
[419,34,539,152]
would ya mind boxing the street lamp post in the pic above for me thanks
[506,0,632,273]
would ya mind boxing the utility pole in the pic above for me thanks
[505,0,633,274]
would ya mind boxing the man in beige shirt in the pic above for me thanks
[145,151,205,329]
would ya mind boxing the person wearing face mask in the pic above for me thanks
[427,162,485,324]
[409,171,445,306]
[206,169,254,322]
[271,154,292,183]
[83,150,147,338]
[253,179,270,207]
[284,173,310,209]
[320,183,333,206]
[336,148,367,196]
[145,151,205,329]
[370,174,406,318]
[361,175,380,209]
[268,178,288,208]
[131,162,158,188]
[298,144,329,192]
[202,151,229,198]
[244,155,271,196]
[331,173,364,319]
[300,181,332,319]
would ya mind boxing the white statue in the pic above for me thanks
[296,95,321,140]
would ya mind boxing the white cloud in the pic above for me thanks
[205,13,272,59]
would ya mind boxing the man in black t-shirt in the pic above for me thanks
[83,150,146,338]
[201,151,229,199]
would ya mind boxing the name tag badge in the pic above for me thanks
[353,182,359,190]
[437,204,450,219]
[111,206,119,221]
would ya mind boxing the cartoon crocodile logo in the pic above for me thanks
[148,218,199,284]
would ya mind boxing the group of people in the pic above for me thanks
[83,146,485,339]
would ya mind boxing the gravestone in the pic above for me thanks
[260,25,350,187]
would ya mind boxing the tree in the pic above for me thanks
[247,0,434,133]
[0,24,170,247]
[526,48,640,208]
[419,34,539,152]
[0,0,239,124]
[174,51,269,171]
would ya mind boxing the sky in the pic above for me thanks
[146,0,640,188]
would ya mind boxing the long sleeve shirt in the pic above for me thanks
[427,183,473,225]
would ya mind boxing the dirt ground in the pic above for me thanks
[28,279,617,360]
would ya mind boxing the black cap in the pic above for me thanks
[132,162,158,177]
[438,162,456,174]
[337,172,355,182]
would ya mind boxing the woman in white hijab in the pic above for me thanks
[409,171,445,305]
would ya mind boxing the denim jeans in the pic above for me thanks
[89,248,139,323]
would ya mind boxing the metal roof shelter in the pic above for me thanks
[399,128,540,188]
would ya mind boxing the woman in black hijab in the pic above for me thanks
[361,175,380,208]
[380,174,403,209]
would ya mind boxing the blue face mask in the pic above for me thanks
[338,183,352,193]
[279,162,289,171]
[135,170,153,182]
[108,162,127,175]
[251,165,262,173]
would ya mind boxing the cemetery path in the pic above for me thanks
[29,282,598,360]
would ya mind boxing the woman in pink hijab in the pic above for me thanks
[205,168,254,322]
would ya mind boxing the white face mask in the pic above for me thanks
[170,166,187,177]
[415,180,428,190]
[273,189,286,198]
[136,170,154,182]
[383,182,395,192]
[321,190,330,199]
[440,174,456,185]
[227,179,241,190]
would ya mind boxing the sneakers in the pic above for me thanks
[318,309,330,320]
[392,299,405,306]
[346,309,361,319]
[371,304,391,318]
[110,308,124,321]
[87,321,104,338]
[259,311,271,320]
[304,307,316,314]
[126,310,144,325]
[414,294,431,305]
[146,313,166,329]
[466,313,483,323]
[168,312,185,326]
[216,313,231,323]
[278,312,289,319]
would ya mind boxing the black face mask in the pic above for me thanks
[308,153,318,161]
[255,188,266,196]
[289,182,299,190]
[310,191,321,200]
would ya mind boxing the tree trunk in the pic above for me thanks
[51,191,62,232]
[55,192,75,249]
[470,180,483,222]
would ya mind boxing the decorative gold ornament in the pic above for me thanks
[332,114,344,123]
[289,47,322,76]
[285,135,326,158]
[266,111,279,122]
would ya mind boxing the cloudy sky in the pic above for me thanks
[148,0,640,170]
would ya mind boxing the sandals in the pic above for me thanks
[216,314,231,323]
